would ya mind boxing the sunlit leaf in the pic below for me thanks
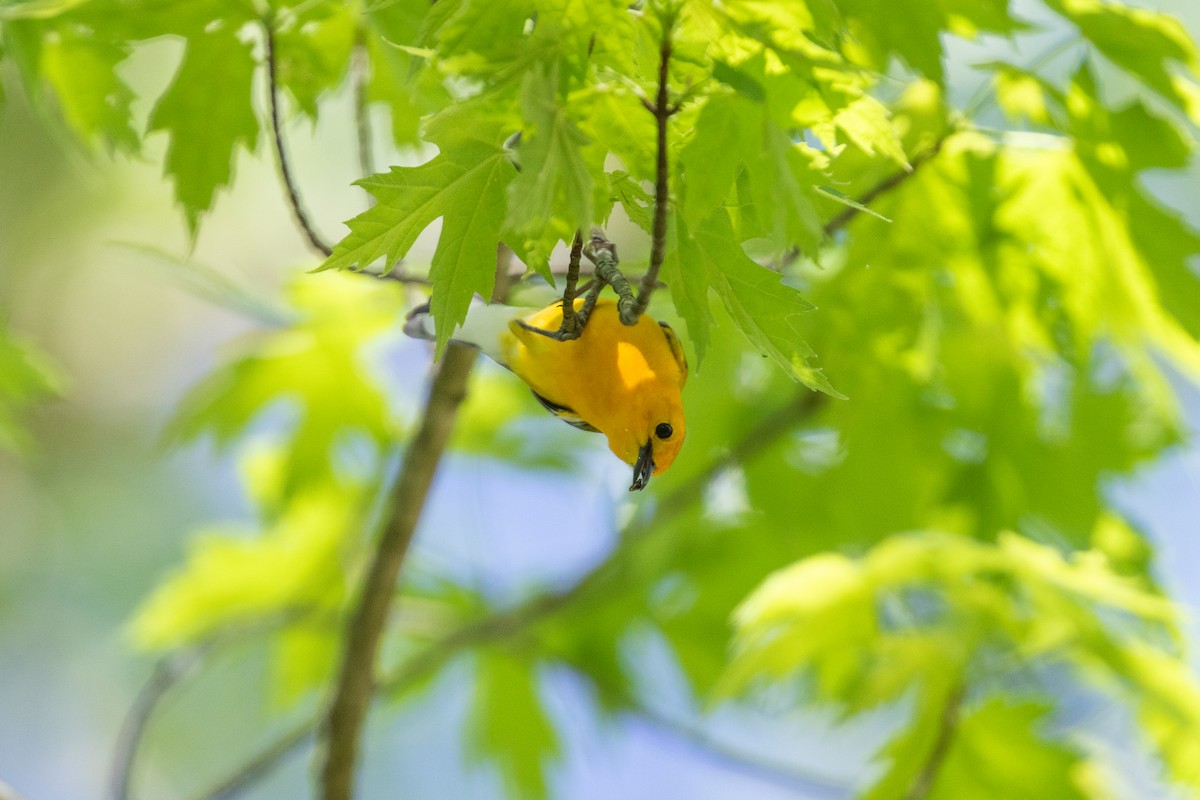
[320,141,514,354]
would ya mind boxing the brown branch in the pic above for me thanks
[821,135,950,238]
[262,16,334,258]
[632,19,678,321]
[317,343,478,800]
[192,720,319,800]
[905,683,966,800]
[187,390,827,800]
[316,246,515,800]
[556,231,585,339]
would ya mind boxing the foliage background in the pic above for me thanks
[2,0,1200,799]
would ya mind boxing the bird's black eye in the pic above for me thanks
[655,422,674,440]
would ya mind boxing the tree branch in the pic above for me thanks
[632,17,678,321]
[188,391,827,800]
[109,649,207,800]
[262,16,334,258]
[905,683,966,800]
[625,699,847,798]
[192,720,320,800]
[316,245,514,800]
[821,134,950,238]
[556,231,585,339]
[317,343,478,800]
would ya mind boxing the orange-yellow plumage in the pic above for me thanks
[502,299,687,480]
[405,296,688,488]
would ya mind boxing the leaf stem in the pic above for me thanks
[262,15,334,258]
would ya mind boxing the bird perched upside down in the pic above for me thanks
[405,298,687,490]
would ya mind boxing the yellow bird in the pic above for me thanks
[405,298,687,490]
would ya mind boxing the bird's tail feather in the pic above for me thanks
[403,300,520,365]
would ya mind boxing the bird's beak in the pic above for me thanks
[630,440,654,491]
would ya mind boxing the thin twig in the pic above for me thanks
[556,231,585,339]
[0,778,26,800]
[109,649,207,800]
[632,13,679,320]
[351,25,376,182]
[262,15,333,258]
[193,720,320,800]
[317,345,477,800]
[186,392,828,800]
[905,683,966,800]
[820,134,950,239]
[626,701,847,798]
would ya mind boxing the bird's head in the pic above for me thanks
[607,391,686,491]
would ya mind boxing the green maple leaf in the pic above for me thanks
[146,27,259,235]
[504,64,595,281]
[1046,0,1200,123]
[695,212,842,397]
[0,324,63,456]
[319,140,515,354]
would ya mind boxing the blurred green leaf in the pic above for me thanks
[468,651,559,799]
[0,323,63,456]
[929,699,1088,800]
[40,27,138,151]
[131,483,359,650]
[169,275,404,497]
[1046,0,1200,123]
[146,26,260,234]
[274,2,356,119]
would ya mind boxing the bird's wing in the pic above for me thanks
[530,390,600,433]
[658,321,688,386]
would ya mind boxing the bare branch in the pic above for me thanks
[625,700,847,798]
[556,231,585,339]
[821,135,950,239]
[109,649,207,800]
[187,391,827,800]
[191,720,319,800]
[262,16,334,258]
[632,18,678,320]
[317,344,478,800]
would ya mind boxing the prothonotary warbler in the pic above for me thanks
[405,298,687,490]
